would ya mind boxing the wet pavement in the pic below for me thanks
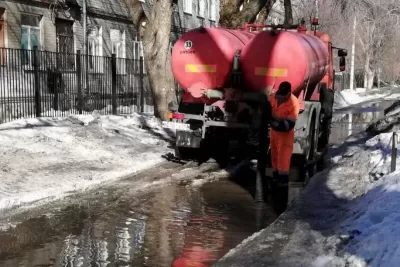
[0,162,276,267]
[0,98,395,267]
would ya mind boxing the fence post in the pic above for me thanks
[391,132,397,172]
[33,46,41,117]
[52,68,59,111]
[76,50,83,114]
[139,56,144,113]
[111,53,117,115]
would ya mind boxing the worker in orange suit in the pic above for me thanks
[268,81,300,213]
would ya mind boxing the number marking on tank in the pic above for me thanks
[184,40,193,49]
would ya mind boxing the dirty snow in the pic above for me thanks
[0,113,177,212]
[334,86,400,109]
[215,104,400,267]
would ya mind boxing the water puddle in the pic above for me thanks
[0,179,276,267]
[3,99,393,267]
[330,100,395,144]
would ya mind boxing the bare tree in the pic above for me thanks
[351,0,400,89]
[219,0,276,27]
[296,0,400,89]
[255,1,277,24]
[284,0,293,24]
[125,0,177,120]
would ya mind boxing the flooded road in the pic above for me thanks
[0,99,395,267]
[0,170,276,267]
[330,100,395,144]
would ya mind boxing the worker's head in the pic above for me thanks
[275,82,291,102]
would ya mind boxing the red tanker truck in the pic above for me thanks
[168,21,347,185]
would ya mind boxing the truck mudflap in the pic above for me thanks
[176,130,202,148]
[162,121,203,148]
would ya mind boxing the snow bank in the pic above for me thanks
[39,104,155,117]
[312,132,400,267]
[0,113,177,213]
[335,88,389,109]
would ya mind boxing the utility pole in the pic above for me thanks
[350,15,356,91]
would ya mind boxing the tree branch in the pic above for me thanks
[220,0,275,28]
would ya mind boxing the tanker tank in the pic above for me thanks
[240,30,329,95]
[171,27,256,99]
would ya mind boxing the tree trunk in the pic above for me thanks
[125,0,176,121]
[283,0,293,24]
[349,15,356,91]
[220,0,275,28]
[367,70,375,90]
[377,67,381,89]
[255,0,276,24]
[364,53,374,90]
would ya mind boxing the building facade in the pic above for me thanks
[0,0,219,61]
[0,0,219,122]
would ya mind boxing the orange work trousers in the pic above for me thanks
[270,128,294,174]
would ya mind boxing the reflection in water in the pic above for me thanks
[330,101,393,144]
[0,180,275,267]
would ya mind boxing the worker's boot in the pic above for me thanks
[272,174,289,215]
[269,171,278,195]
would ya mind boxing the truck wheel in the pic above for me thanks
[316,154,326,171]
[292,119,317,185]
[212,140,230,168]
[175,146,210,162]
[306,118,317,183]
[175,146,194,160]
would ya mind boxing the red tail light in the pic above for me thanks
[172,113,185,120]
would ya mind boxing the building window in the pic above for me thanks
[87,26,103,72]
[0,8,6,65]
[208,0,216,21]
[183,0,192,14]
[198,0,206,17]
[21,13,41,66]
[110,29,126,74]
[56,19,74,69]
[133,36,145,74]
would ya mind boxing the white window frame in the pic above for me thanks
[183,0,192,14]
[133,37,145,74]
[110,29,126,74]
[198,0,206,18]
[21,13,41,67]
[208,0,217,21]
[87,26,103,73]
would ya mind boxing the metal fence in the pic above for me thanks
[0,47,153,124]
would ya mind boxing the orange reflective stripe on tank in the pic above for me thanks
[255,67,288,77]
[185,64,217,73]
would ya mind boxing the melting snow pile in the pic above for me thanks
[311,132,400,267]
[334,87,398,110]
[0,113,176,212]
